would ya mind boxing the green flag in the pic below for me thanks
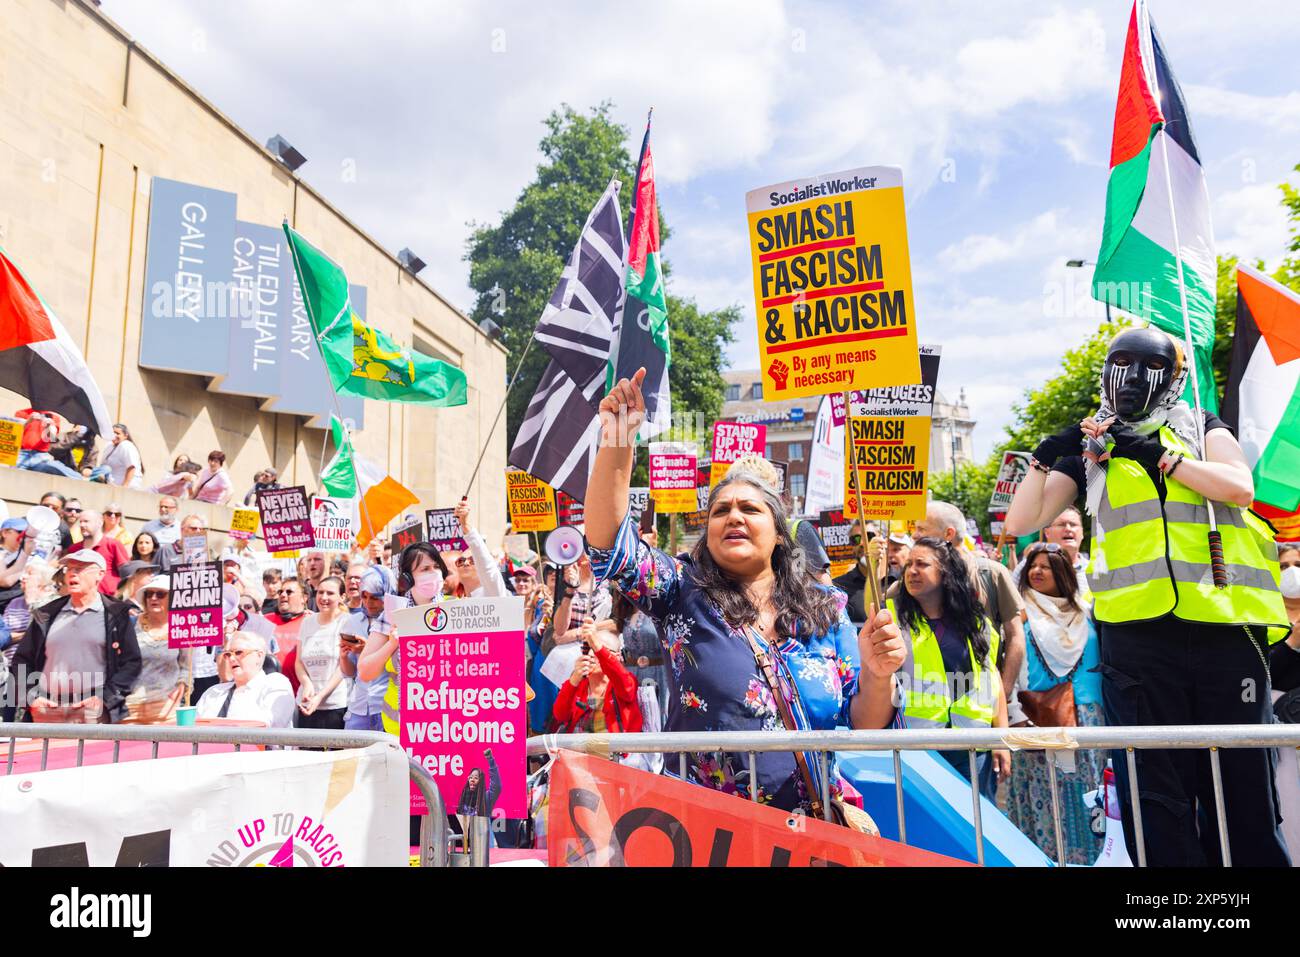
[283,224,468,407]
[321,415,357,498]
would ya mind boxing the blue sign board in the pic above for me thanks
[140,176,364,430]
[139,177,237,376]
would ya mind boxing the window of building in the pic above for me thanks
[790,473,806,498]
[788,443,804,461]
[726,384,741,402]
[750,382,763,400]
[764,444,773,459]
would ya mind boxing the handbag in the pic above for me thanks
[743,627,878,835]
[1017,632,1082,728]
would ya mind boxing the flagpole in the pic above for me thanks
[1157,129,1225,588]
[282,221,379,547]
[463,332,537,500]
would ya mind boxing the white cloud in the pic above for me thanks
[1214,183,1294,267]
[936,209,1094,274]
[1186,84,1300,134]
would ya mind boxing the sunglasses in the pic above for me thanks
[64,507,82,514]
[219,648,259,661]
[1028,543,1063,556]
[455,556,475,568]
[105,511,122,517]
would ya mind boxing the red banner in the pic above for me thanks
[547,751,972,867]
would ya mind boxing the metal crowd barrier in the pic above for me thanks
[0,723,449,868]
[527,725,1300,867]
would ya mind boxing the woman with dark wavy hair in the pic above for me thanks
[892,537,1010,785]
[584,369,906,815]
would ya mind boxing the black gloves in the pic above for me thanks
[1105,424,1166,471]
[1032,424,1084,468]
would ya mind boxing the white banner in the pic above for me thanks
[0,742,408,867]
[802,394,845,516]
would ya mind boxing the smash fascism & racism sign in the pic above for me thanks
[844,345,940,522]
[747,166,921,400]
[506,469,557,533]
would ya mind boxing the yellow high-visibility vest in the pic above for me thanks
[1087,427,1289,636]
[890,599,1000,733]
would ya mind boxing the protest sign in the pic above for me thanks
[0,417,21,468]
[0,742,407,866]
[844,345,940,522]
[257,486,313,553]
[548,750,970,867]
[182,533,208,564]
[228,507,260,541]
[710,421,766,487]
[649,441,698,513]
[390,517,424,558]
[424,508,468,552]
[746,166,922,401]
[506,469,557,533]
[311,496,354,552]
[502,533,532,563]
[555,490,585,528]
[628,487,651,525]
[803,395,846,516]
[392,596,527,817]
[682,464,713,534]
[770,460,788,493]
[168,561,223,648]
[818,508,859,578]
[829,393,847,428]
[989,452,1032,512]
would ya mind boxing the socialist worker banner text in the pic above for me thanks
[747,166,921,400]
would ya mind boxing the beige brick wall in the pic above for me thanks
[0,0,507,542]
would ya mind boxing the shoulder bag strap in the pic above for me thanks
[742,626,824,819]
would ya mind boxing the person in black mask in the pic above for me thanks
[1006,327,1291,866]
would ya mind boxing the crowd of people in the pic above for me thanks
[4,326,1299,867]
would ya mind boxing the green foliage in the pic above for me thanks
[464,103,736,452]
[928,457,1001,535]
[1276,163,1300,291]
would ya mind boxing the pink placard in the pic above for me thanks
[168,561,223,648]
[711,421,766,465]
[394,597,527,818]
[257,485,314,553]
[830,393,846,427]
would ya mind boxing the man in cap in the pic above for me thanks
[9,549,141,723]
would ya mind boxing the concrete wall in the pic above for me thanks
[0,0,507,541]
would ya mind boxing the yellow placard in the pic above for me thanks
[272,550,300,559]
[746,167,921,400]
[844,415,930,521]
[229,507,260,538]
[0,417,21,468]
[506,469,557,533]
[828,559,856,579]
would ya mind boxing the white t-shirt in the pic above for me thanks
[103,440,143,488]
[195,671,295,727]
[296,613,349,710]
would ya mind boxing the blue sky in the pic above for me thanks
[103,0,1300,455]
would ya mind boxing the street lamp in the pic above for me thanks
[1066,258,1112,324]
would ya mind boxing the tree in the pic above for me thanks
[1277,162,1300,291]
[928,457,1000,535]
[464,102,735,454]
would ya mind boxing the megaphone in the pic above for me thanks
[222,584,242,621]
[544,525,585,567]
[25,505,60,534]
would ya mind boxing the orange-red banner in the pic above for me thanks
[547,750,973,867]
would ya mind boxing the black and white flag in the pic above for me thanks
[510,178,626,501]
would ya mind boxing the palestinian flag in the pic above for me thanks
[283,224,468,408]
[1093,0,1218,412]
[0,247,112,438]
[1221,265,1300,540]
[320,414,419,547]
[608,114,671,439]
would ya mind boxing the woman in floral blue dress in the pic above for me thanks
[584,369,907,814]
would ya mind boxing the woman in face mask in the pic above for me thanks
[1272,544,1300,691]
[398,542,449,606]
